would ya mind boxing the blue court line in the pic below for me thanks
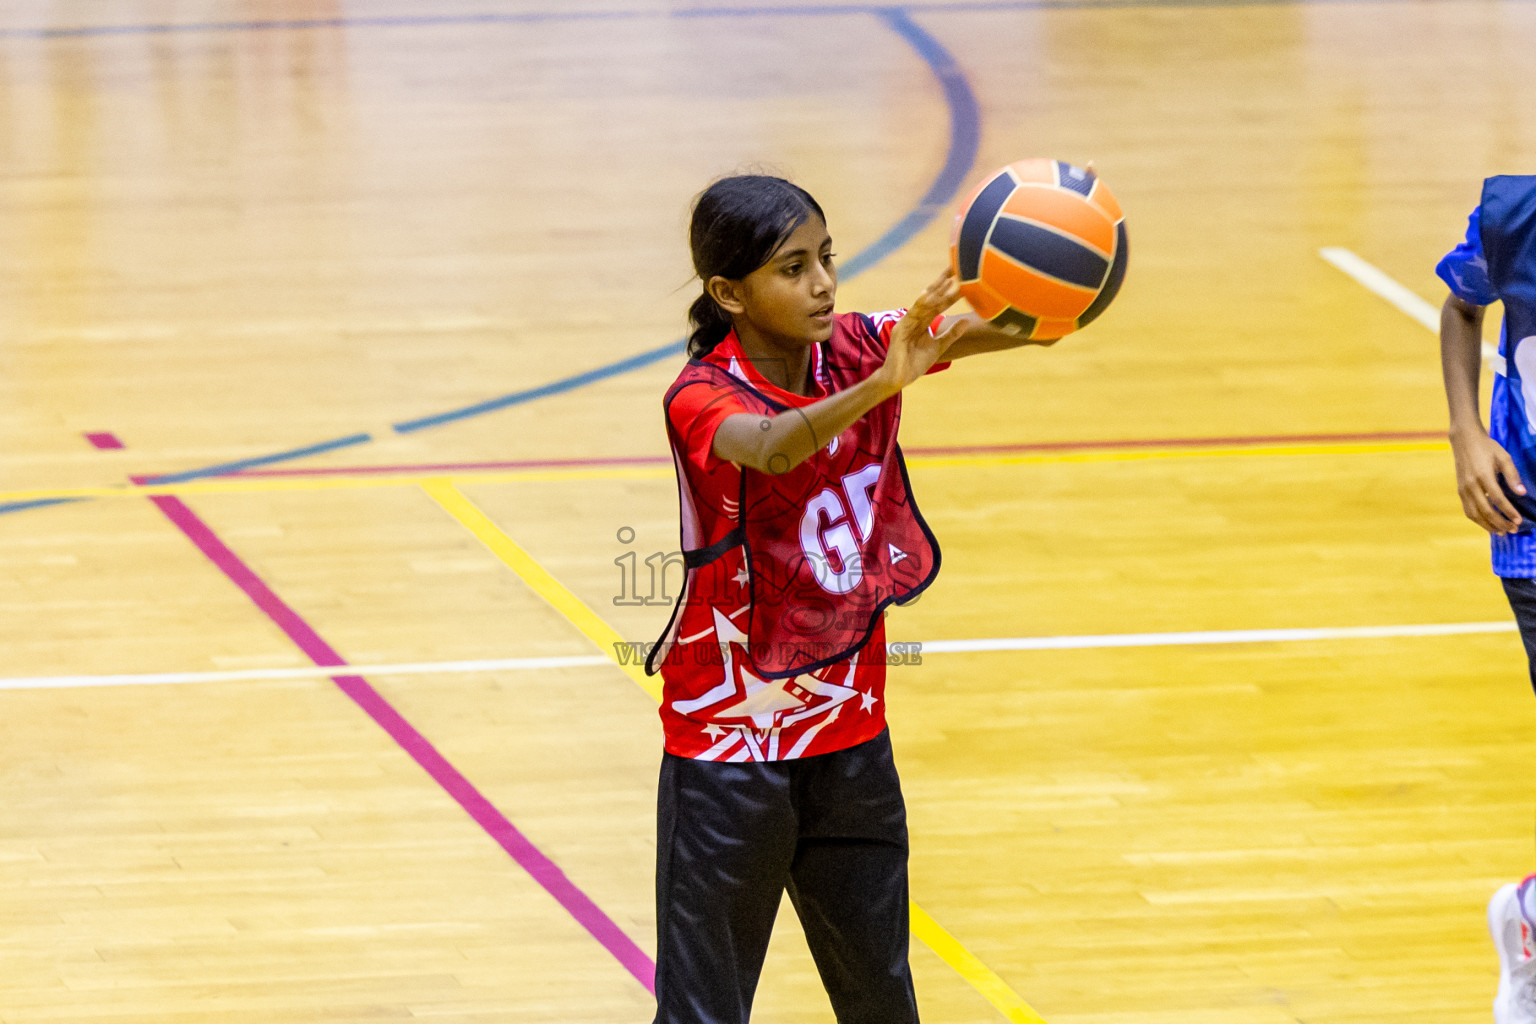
[394,342,686,434]
[0,0,1504,39]
[1,5,979,513]
[0,497,86,516]
[0,433,375,514]
[136,433,375,486]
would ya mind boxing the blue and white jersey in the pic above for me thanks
[1438,200,1536,576]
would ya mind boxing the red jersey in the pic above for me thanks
[648,311,945,762]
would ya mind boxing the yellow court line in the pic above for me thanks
[0,440,1452,508]
[421,477,1048,1024]
[910,904,1048,1024]
[418,478,663,703]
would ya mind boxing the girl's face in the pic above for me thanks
[717,215,837,350]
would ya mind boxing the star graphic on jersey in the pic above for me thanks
[703,723,723,738]
[669,608,751,716]
[677,603,745,647]
[713,670,812,729]
[732,565,750,587]
[859,690,878,712]
[672,621,862,733]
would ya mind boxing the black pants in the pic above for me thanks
[652,729,918,1024]
[1502,577,1536,694]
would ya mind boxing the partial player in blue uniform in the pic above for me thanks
[1437,175,1536,1024]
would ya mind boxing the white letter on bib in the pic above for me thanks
[801,489,862,594]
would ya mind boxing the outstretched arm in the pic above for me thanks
[937,313,1059,359]
[1442,292,1525,534]
[711,270,963,474]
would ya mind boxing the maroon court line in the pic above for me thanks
[232,454,672,476]
[907,429,1448,455]
[84,431,125,450]
[217,429,1448,479]
[136,483,656,993]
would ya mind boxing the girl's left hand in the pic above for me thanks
[879,269,971,392]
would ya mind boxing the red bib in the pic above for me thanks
[648,314,941,679]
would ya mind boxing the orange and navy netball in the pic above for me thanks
[949,158,1128,341]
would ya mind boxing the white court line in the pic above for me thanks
[1319,246,1502,369]
[0,622,1515,691]
[1319,246,1440,330]
[918,621,1515,653]
[0,655,611,691]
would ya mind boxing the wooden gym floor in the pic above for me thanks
[2,1,1535,1021]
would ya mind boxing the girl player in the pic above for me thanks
[1438,174,1536,1024]
[643,174,1047,1023]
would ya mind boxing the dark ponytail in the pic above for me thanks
[686,175,825,357]
[687,291,734,357]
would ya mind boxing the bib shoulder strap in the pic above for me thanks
[664,358,788,415]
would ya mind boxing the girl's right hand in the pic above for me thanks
[877,269,969,393]
[1451,426,1526,534]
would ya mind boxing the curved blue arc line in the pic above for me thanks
[394,7,979,434]
[1,5,983,504]
[837,8,980,279]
